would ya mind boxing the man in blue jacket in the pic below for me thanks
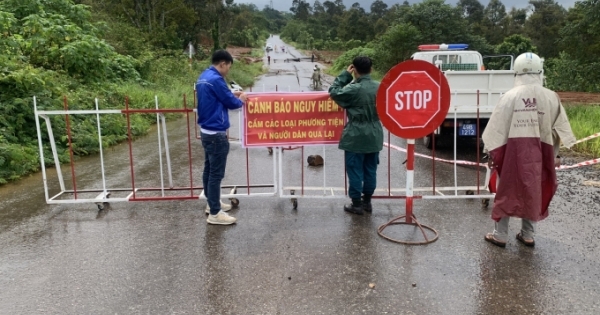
[197,50,248,225]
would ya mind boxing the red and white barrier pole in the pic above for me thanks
[406,139,415,224]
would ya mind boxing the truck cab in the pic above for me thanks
[412,44,485,71]
[410,44,516,149]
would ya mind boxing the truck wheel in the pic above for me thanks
[423,134,436,150]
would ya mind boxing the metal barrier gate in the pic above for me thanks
[34,93,599,215]
[34,95,278,210]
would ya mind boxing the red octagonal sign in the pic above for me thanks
[377,60,450,139]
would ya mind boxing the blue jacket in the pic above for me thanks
[196,66,244,132]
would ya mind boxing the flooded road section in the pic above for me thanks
[1,36,599,314]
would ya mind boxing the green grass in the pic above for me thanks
[564,104,600,156]
[251,49,265,58]
[228,61,265,87]
[118,57,265,111]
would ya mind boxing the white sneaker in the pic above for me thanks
[205,200,233,214]
[207,211,237,225]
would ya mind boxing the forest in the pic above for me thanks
[281,0,600,92]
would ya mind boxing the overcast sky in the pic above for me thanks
[240,0,578,12]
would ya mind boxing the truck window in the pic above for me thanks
[433,55,448,64]
[434,55,462,64]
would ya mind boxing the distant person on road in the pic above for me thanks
[196,50,248,225]
[312,65,321,89]
[311,53,315,62]
[482,52,576,247]
[328,56,383,215]
[267,54,270,65]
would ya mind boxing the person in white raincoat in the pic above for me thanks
[482,52,576,248]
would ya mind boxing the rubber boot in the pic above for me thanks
[362,194,373,213]
[344,198,363,215]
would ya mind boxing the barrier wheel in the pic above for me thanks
[230,198,240,207]
[466,190,474,195]
[292,198,298,210]
[267,147,273,155]
[97,202,109,211]
[482,199,490,208]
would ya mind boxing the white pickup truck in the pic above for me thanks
[411,44,517,149]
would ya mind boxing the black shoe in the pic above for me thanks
[362,202,372,213]
[344,203,364,215]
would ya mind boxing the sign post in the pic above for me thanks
[376,60,451,245]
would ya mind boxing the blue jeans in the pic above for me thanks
[345,151,379,200]
[201,132,230,215]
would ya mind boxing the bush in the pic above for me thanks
[329,47,376,74]
[545,52,600,92]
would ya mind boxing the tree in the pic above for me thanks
[400,0,474,45]
[372,23,422,72]
[313,0,325,16]
[524,0,567,58]
[290,0,312,20]
[504,7,527,36]
[280,19,309,42]
[262,6,288,33]
[559,0,600,63]
[79,0,196,48]
[322,0,345,19]
[489,34,537,70]
[481,0,507,45]
[373,18,388,37]
[457,0,484,24]
[350,2,365,15]
[457,0,485,35]
[337,6,371,42]
[383,1,411,24]
[370,0,388,20]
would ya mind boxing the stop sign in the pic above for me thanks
[377,60,450,139]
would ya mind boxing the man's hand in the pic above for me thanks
[485,155,496,169]
[554,157,561,168]
[233,91,243,97]
[346,64,355,75]
[238,93,248,103]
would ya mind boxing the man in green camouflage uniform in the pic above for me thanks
[328,56,384,215]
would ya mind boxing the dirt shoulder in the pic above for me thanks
[557,92,600,104]
[226,46,262,64]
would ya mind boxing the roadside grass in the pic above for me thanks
[229,62,265,87]
[115,56,264,112]
[251,48,265,58]
[564,104,600,156]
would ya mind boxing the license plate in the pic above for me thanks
[459,124,476,136]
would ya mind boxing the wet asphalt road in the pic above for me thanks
[1,36,600,314]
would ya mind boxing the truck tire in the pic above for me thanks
[423,134,436,150]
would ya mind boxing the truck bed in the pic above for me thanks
[444,70,515,119]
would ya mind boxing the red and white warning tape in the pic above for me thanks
[572,132,600,146]
[383,142,487,167]
[556,158,600,170]
[558,131,600,169]
[385,136,600,171]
